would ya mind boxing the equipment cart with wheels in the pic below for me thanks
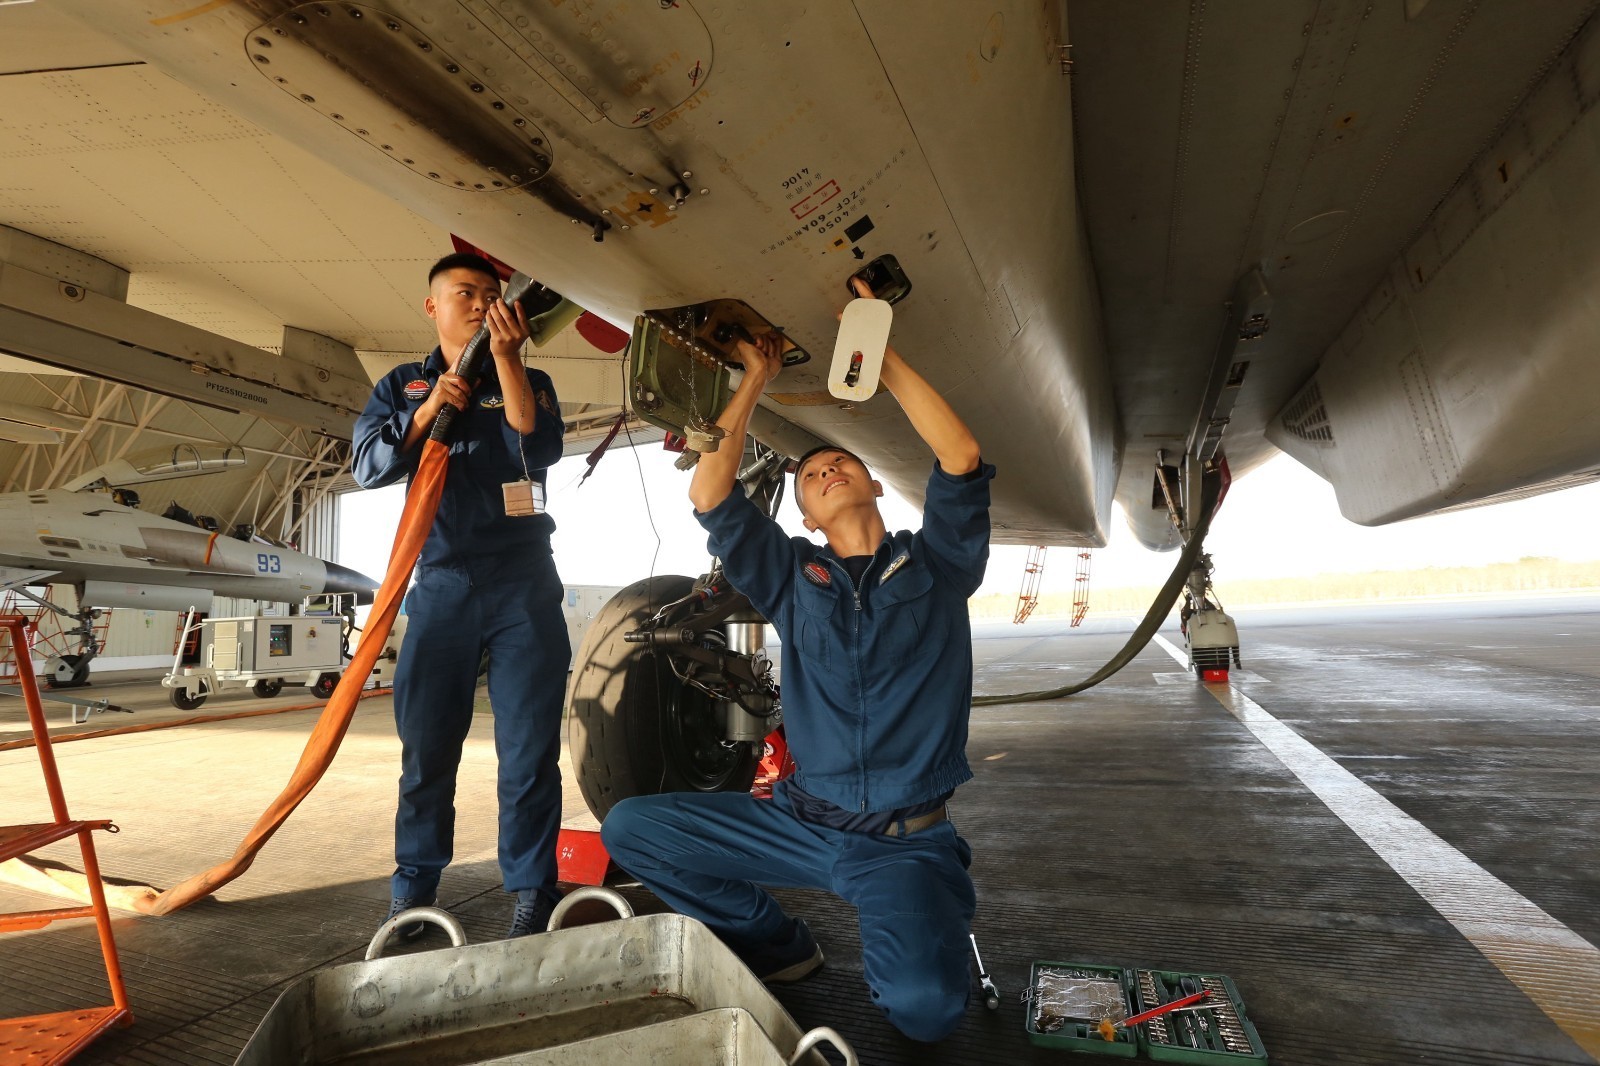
[162,607,347,710]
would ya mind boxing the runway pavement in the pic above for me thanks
[0,593,1594,1064]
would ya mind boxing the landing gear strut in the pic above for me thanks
[1156,448,1240,681]
[6,586,102,688]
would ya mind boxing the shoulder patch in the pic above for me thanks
[803,562,831,587]
[537,389,558,414]
[879,552,911,584]
[403,379,431,401]
[479,395,505,409]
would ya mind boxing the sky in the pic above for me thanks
[338,440,1600,600]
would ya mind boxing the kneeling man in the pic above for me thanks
[602,292,994,1043]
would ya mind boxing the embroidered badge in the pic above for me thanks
[480,395,505,409]
[403,379,431,401]
[878,552,911,584]
[803,562,831,587]
[537,389,558,414]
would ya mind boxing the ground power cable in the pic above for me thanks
[971,508,1213,706]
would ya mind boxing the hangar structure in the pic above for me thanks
[0,12,636,567]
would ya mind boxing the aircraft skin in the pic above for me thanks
[12,1,1600,550]
[0,489,378,612]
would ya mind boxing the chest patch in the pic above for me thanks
[878,552,911,584]
[479,395,505,410]
[803,562,831,587]
[403,379,431,402]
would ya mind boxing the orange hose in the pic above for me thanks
[137,439,449,915]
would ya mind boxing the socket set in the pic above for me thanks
[1134,969,1266,1063]
[1024,961,1266,1062]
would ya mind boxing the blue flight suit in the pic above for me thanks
[352,348,569,908]
[603,460,995,1042]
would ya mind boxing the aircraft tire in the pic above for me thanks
[568,575,758,821]
[252,679,283,698]
[170,688,206,711]
[46,654,91,689]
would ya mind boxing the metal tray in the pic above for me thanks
[481,1007,853,1065]
[236,888,839,1066]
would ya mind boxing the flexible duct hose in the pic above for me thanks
[971,507,1213,707]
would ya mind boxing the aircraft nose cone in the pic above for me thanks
[325,561,380,605]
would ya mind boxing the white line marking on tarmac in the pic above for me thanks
[1151,632,1600,1058]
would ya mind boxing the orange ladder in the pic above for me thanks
[1013,546,1047,624]
[0,615,133,1063]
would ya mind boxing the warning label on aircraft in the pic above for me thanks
[790,180,841,220]
[404,380,431,401]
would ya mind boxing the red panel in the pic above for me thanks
[555,828,611,886]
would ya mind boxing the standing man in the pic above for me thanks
[353,252,569,938]
[601,285,994,1042]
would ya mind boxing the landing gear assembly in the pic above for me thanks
[566,573,779,820]
[1179,551,1241,680]
[1156,447,1240,682]
[568,447,790,820]
[3,586,103,688]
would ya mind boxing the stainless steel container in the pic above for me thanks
[235,889,851,1066]
[481,1008,854,1065]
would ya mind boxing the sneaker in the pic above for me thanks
[752,918,826,984]
[508,890,556,938]
[383,894,436,942]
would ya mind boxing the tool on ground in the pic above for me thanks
[1096,988,1210,1042]
[969,933,1001,1010]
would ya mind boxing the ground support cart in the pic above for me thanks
[162,609,346,710]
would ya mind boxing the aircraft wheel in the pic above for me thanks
[568,575,758,821]
[170,688,207,711]
[46,654,92,689]
[310,673,338,700]
[252,679,283,698]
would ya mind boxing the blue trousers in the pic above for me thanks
[391,555,569,903]
[602,783,977,1042]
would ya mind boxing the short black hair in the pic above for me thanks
[793,444,867,481]
[428,251,501,287]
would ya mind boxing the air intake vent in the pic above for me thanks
[1280,380,1334,444]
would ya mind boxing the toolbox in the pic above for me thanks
[1025,962,1267,1062]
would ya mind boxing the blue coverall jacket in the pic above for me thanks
[351,348,563,553]
[695,460,997,814]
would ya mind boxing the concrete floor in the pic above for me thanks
[1,594,1596,1064]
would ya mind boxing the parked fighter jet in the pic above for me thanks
[0,487,378,686]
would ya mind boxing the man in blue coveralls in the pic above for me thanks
[602,291,993,1042]
[352,252,569,938]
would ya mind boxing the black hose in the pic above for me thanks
[971,507,1213,706]
[428,272,542,443]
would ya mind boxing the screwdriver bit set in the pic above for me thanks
[1024,961,1267,1061]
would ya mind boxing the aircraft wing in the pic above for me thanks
[0,566,60,593]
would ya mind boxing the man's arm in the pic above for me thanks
[860,279,981,475]
[688,332,786,513]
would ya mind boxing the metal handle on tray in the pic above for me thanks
[546,885,635,932]
[789,1027,858,1066]
[365,907,466,960]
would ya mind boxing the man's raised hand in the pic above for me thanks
[735,331,786,390]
